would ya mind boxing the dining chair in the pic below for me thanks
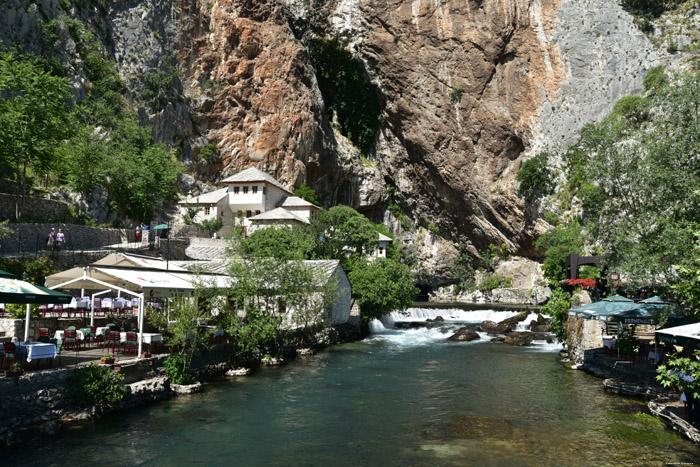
[64,329,78,351]
[38,328,50,339]
[105,331,120,355]
[124,332,138,355]
[3,342,16,369]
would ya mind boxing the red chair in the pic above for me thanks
[124,332,138,355]
[38,328,50,339]
[2,342,17,369]
[39,305,48,318]
[93,298,102,317]
[105,331,120,355]
[53,304,64,318]
[64,329,78,351]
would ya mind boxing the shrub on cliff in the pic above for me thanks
[66,363,126,408]
[516,152,553,199]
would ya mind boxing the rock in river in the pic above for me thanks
[478,320,511,334]
[448,328,481,342]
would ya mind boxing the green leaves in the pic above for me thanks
[657,351,700,401]
[310,205,379,269]
[66,363,126,407]
[540,287,571,342]
[516,152,553,199]
[241,226,315,261]
[348,258,417,321]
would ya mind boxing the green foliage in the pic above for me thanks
[516,152,553,198]
[535,221,583,283]
[0,49,71,212]
[21,256,57,284]
[643,66,668,94]
[478,273,512,292]
[106,117,183,222]
[579,71,700,285]
[182,203,202,225]
[7,304,41,319]
[163,353,195,385]
[0,220,11,250]
[657,351,700,400]
[310,37,382,154]
[387,201,411,229]
[577,264,601,281]
[66,363,126,407]
[427,223,440,235]
[240,226,315,261]
[198,217,223,236]
[194,142,220,164]
[675,224,700,317]
[142,67,177,112]
[452,245,476,293]
[310,205,379,270]
[544,212,560,226]
[293,183,320,206]
[540,287,571,342]
[621,0,683,18]
[611,95,650,124]
[615,325,640,358]
[348,258,417,321]
[449,84,464,104]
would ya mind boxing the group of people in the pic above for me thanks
[46,227,65,251]
[135,223,148,242]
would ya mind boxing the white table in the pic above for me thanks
[54,330,87,341]
[119,332,162,344]
[24,342,57,362]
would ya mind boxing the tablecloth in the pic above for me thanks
[23,342,57,362]
[119,332,162,344]
[54,330,86,341]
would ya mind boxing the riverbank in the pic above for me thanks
[570,348,700,445]
[0,322,363,448]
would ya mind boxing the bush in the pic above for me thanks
[611,95,650,123]
[643,65,668,94]
[479,273,512,292]
[66,363,126,407]
[163,353,195,385]
[540,287,571,342]
[517,152,553,198]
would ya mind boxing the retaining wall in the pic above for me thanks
[0,194,70,223]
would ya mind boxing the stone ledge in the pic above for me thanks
[171,381,203,394]
[649,401,700,445]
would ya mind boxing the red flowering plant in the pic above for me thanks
[561,278,597,288]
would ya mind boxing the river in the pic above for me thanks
[4,308,700,465]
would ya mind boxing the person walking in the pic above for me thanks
[135,224,141,242]
[46,228,56,251]
[55,228,65,251]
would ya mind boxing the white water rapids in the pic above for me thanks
[367,307,562,351]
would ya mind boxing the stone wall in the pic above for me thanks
[0,317,116,341]
[0,194,70,223]
[566,315,606,365]
[1,223,130,256]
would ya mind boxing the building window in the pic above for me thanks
[204,207,210,215]
[246,210,252,218]
[255,210,261,215]
[252,186,258,194]
[233,186,239,194]
[243,186,249,194]
[262,186,266,194]
[378,247,384,256]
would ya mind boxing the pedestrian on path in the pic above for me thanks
[46,228,55,250]
[55,228,65,251]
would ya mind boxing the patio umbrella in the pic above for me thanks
[603,294,634,302]
[0,276,72,341]
[153,224,169,230]
[0,269,15,277]
[568,300,638,319]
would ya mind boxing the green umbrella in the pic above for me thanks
[603,294,634,302]
[153,224,170,230]
[0,277,72,304]
[0,269,15,277]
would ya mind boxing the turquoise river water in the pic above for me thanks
[4,308,700,465]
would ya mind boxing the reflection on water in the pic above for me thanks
[3,311,699,465]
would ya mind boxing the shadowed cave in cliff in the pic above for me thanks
[309,37,383,155]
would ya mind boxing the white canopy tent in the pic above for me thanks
[46,262,231,356]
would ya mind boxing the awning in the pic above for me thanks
[655,322,700,347]
[569,299,682,325]
[92,253,184,271]
[0,277,72,304]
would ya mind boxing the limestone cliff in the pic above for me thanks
[0,0,691,285]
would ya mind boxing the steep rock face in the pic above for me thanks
[329,0,569,256]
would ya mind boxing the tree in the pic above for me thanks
[58,124,108,215]
[0,49,71,217]
[540,287,571,343]
[310,205,379,269]
[348,258,417,321]
[657,351,700,404]
[107,117,182,222]
[198,218,223,237]
[516,152,553,199]
[578,71,700,285]
[149,287,218,384]
[452,245,476,293]
[293,183,320,205]
[240,226,315,261]
[535,221,583,283]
